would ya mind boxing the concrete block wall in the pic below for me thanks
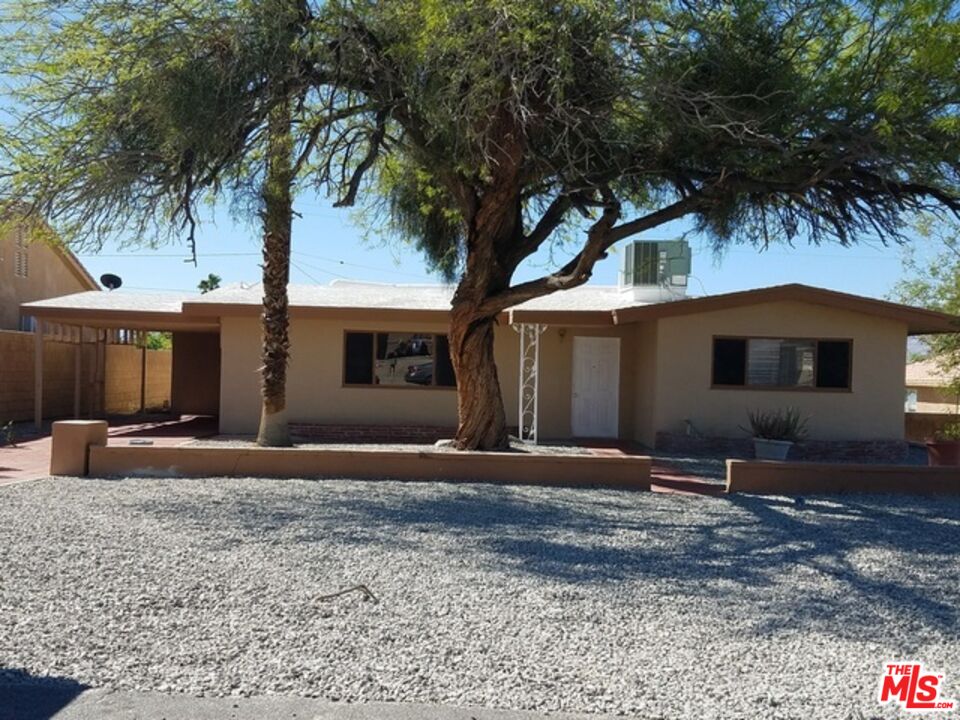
[103,345,141,414]
[0,330,33,421]
[0,330,172,423]
[104,345,172,415]
[145,350,172,411]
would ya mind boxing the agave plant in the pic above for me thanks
[742,408,809,443]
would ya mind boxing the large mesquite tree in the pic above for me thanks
[3,1,959,452]
[300,0,959,449]
[0,0,323,446]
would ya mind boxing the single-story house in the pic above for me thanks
[22,274,960,459]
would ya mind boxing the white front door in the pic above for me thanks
[571,336,620,438]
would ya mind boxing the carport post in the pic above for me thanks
[139,343,147,413]
[33,318,44,430]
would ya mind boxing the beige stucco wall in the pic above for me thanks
[220,316,518,434]
[217,300,908,443]
[651,300,908,441]
[909,386,960,413]
[0,225,93,331]
[218,315,640,437]
[632,321,659,447]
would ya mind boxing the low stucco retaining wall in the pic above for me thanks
[726,459,960,495]
[657,432,909,463]
[86,445,651,489]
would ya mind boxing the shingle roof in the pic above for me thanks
[21,290,215,331]
[24,290,197,314]
[185,280,636,312]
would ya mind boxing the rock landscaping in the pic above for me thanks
[1,477,958,719]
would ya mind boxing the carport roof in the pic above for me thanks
[22,290,218,331]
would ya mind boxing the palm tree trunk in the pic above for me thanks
[256,101,294,447]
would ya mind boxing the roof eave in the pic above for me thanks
[183,302,498,324]
[24,305,218,332]
[508,308,615,326]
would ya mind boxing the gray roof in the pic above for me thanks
[21,282,639,322]
[23,290,198,314]
[188,280,637,312]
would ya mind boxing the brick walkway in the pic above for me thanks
[587,443,725,496]
[0,415,217,486]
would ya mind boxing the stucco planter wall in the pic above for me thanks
[726,459,960,495]
[84,444,652,490]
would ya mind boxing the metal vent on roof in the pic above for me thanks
[620,240,691,302]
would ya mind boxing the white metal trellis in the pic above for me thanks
[514,323,548,444]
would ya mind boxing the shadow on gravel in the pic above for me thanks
[137,481,960,641]
[0,669,88,720]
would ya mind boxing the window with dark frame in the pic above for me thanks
[712,337,852,390]
[343,331,457,388]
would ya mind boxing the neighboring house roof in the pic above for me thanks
[906,358,957,388]
[22,281,960,335]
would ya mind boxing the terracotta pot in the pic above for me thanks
[926,440,960,466]
[753,438,793,461]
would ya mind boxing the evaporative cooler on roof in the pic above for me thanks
[620,240,692,302]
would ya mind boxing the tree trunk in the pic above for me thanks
[448,191,521,451]
[449,302,509,450]
[256,102,294,447]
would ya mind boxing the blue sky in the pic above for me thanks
[74,194,924,301]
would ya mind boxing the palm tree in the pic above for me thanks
[256,102,294,447]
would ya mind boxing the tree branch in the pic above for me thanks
[332,110,387,207]
[478,194,704,315]
[292,104,371,176]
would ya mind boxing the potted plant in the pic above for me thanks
[926,422,960,466]
[742,408,809,461]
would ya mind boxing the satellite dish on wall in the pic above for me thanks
[100,273,123,291]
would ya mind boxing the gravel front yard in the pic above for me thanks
[2,477,959,719]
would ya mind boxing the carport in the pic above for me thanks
[20,291,221,429]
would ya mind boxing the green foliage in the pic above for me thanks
[893,218,960,394]
[198,273,222,294]
[143,332,172,351]
[309,0,960,277]
[2,0,958,288]
[742,407,809,442]
[379,158,463,281]
[0,0,313,252]
[935,421,960,441]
